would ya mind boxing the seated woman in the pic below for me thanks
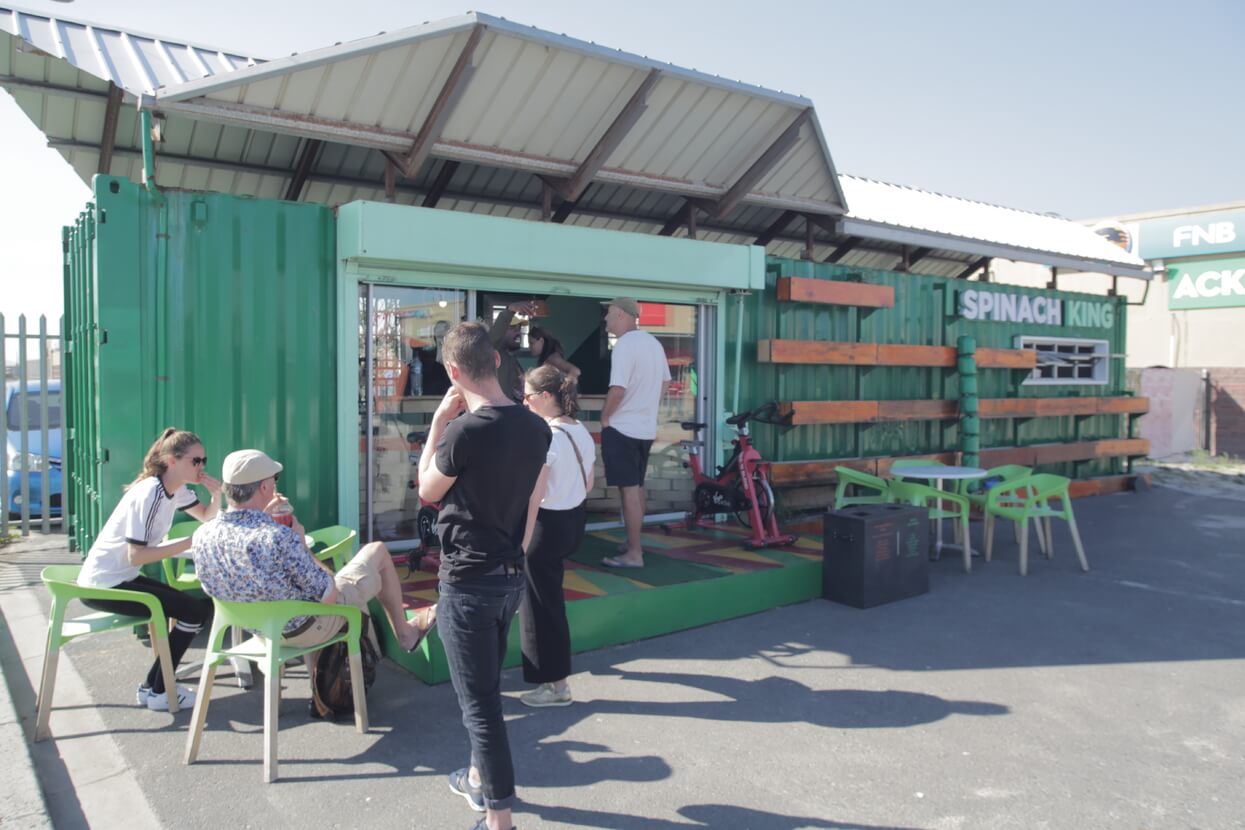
[75,428,221,711]
[528,326,581,381]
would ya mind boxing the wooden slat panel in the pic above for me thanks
[776,277,895,308]
[769,458,874,486]
[1029,441,1100,464]
[875,343,954,367]
[756,340,878,365]
[780,401,879,425]
[876,453,957,477]
[979,399,1039,419]
[1093,438,1149,458]
[977,348,1037,369]
[877,400,958,421]
[1034,398,1098,417]
[1097,397,1150,414]
[979,446,1038,467]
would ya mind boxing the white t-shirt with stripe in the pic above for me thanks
[77,476,199,588]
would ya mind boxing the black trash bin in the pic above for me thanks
[822,503,929,608]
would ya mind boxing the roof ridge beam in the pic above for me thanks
[284,138,323,201]
[97,82,124,175]
[553,67,661,202]
[712,107,811,218]
[398,23,485,179]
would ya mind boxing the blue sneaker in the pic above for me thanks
[448,768,485,812]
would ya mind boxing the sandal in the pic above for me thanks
[404,605,437,652]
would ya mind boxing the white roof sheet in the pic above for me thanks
[839,175,1147,275]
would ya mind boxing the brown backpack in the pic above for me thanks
[308,614,379,720]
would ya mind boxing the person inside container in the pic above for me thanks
[518,364,595,708]
[75,428,222,712]
[488,300,539,403]
[527,325,581,381]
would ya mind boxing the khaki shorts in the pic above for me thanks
[282,552,382,649]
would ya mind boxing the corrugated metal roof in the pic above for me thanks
[0,4,1150,279]
[839,175,1149,277]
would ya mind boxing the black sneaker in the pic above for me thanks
[448,768,485,812]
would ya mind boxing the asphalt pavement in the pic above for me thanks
[2,485,1244,829]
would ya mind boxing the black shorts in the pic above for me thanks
[601,426,653,488]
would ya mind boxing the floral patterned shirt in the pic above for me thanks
[192,508,332,633]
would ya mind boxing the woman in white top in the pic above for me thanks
[77,428,221,711]
[519,365,595,708]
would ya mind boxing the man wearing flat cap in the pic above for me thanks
[599,298,670,569]
[193,449,434,652]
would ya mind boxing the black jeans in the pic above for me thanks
[81,574,211,694]
[520,504,585,684]
[437,573,525,811]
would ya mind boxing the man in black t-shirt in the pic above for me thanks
[418,321,549,829]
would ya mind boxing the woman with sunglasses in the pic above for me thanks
[518,365,595,707]
[77,428,221,712]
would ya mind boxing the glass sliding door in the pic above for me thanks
[358,284,467,548]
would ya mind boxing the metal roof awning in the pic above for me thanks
[1,4,1150,281]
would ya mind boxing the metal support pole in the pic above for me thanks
[39,316,50,534]
[957,336,980,469]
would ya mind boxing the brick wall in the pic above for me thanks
[1210,368,1245,458]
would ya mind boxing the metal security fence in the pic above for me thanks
[1,313,64,537]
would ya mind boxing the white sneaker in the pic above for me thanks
[143,684,196,711]
[520,683,572,708]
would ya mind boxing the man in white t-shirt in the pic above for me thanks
[599,297,670,569]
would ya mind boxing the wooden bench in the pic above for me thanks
[757,340,1036,370]
[779,396,1149,425]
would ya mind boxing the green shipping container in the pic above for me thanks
[63,177,338,551]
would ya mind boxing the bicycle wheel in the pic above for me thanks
[735,472,775,529]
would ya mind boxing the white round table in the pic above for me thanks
[891,465,987,560]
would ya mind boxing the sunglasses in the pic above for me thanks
[523,391,543,401]
[273,472,281,483]
[191,456,208,467]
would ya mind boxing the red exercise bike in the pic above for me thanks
[677,402,798,549]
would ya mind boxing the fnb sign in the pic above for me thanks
[1168,256,1245,311]
[958,288,1115,328]
[1172,222,1237,250]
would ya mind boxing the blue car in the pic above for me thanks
[5,380,62,519]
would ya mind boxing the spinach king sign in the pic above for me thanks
[957,287,1115,328]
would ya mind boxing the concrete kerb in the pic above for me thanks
[0,535,161,830]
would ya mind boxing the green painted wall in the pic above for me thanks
[727,257,1131,480]
[63,177,338,551]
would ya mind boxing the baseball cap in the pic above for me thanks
[221,449,283,485]
[601,297,640,318]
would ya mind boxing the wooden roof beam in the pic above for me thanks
[549,68,661,203]
[712,108,811,218]
[753,210,798,246]
[284,138,323,201]
[399,24,485,179]
[97,82,123,175]
[422,160,460,208]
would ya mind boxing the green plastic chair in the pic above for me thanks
[983,474,1089,576]
[833,467,890,510]
[889,480,975,573]
[184,597,368,783]
[959,465,1033,506]
[161,520,203,591]
[36,564,180,740]
[306,525,357,572]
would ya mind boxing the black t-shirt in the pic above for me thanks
[434,403,551,582]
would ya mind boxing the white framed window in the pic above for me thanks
[1015,335,1109,386]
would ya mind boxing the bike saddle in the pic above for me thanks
[680,421,708,431]
[407,431,429,444]
[724,412,749,426]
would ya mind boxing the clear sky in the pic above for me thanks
[2,0,1242,321]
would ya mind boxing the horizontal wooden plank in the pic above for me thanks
[757,340,878,365]
[1096,396,1150,414]
[977,348,1037,369]
[780,401,878,425]
[776,277,895,308]
[877,400,958,421]
[772,440,1148,486]
[979,399,1040,419]
[1034,398,1095,417]
[757,339,1033,369]
[875,343,954,367]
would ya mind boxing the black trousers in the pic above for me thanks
[520,503,585,684]
[82,574,211,693]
